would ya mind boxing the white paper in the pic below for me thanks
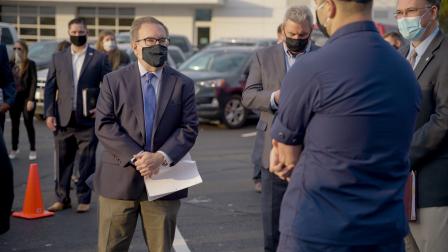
[411,171,416,221]
[145,153,202,201]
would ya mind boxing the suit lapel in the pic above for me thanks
[79,47,94,79]
[128,63,146,140]
[152,66,177,138]
[414,31,444,79]
[64,49,74,88]
[274,44,286,88]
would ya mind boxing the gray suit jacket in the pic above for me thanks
[44,46,111,127]
[94,63,198,201]
[401,30,448,208]
[242,43,319,168]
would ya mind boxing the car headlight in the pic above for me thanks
[196,79,225,88]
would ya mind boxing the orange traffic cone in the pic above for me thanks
[13,163,54,219]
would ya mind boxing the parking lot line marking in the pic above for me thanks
[241,132,257,138]
[173,227,191,252]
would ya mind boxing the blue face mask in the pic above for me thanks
[397,10,430,41]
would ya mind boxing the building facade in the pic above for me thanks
[1,0,398,46]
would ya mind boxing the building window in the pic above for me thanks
[78,7,135,37]
[0,4,56,41]
[195,9,212,21]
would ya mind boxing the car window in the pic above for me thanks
[1,28,14,45]
[180,50,250,73]
[170,37,189,53]
[169,50,184,66]
[28,42,58,63]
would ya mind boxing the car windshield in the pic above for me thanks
[28,41,58,63]
[179,50,250,73]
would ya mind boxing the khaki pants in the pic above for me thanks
[405,207,448,252]
[98,195,180,252]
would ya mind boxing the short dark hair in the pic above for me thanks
[68,17,87,29]
[277,24,282,35]
[426,0,441,9]
[384,32,404,42]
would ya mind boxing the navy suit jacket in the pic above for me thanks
[44,46,111,127]
[0,44,15,105]
[94,63,198,200]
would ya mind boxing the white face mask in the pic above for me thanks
[103,40,117,52]
[14,51,22,64]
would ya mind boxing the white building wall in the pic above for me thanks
[135,6,195,44]
[7,0,399,44]
[55,4,77,39]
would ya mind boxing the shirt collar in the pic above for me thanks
[71,45,88,56]
[327,21,378,44]
[410,27,439,56]
[137,60,163,80]
[282,41,312,58]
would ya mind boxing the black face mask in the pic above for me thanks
[142,45,168,68]
[316,11,330,38]
[285,36,309,53]
[70,35,87,47]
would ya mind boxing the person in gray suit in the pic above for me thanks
[94,16,198,252]
[44,17,111,213]
[396,0,448,251]
[242,6,319,252]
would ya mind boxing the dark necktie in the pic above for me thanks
[143,72,156,151]
[408,50,418,69]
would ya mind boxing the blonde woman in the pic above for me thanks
[9,40,37,160]
[96,30,130,70]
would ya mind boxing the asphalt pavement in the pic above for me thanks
[0,118,263,252]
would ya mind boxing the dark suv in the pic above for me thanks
[179,46,255,129]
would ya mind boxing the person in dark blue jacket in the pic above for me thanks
[0,43,15,234]
[270,0,422,251]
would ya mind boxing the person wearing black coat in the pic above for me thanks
[8,40,37,160]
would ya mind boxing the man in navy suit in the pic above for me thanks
[44,17,111,213]
[94,16,198,252]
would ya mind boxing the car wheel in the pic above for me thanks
[221,95,248,129]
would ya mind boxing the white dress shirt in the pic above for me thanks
[71,45,87,110]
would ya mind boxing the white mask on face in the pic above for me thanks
[103,40,117,52]
[14,51,22,64]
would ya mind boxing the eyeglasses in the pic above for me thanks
[136,37,169,46]
[13,47,23,51]
[394,6,431,18]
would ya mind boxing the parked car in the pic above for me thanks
[169,34,196,58]
[0,22,18,59]
[179,46,255,129]
[168,45,186,67]
[204,38,277,50]
[28,40,59,70]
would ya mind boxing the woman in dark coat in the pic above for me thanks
[8,39,37,160]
